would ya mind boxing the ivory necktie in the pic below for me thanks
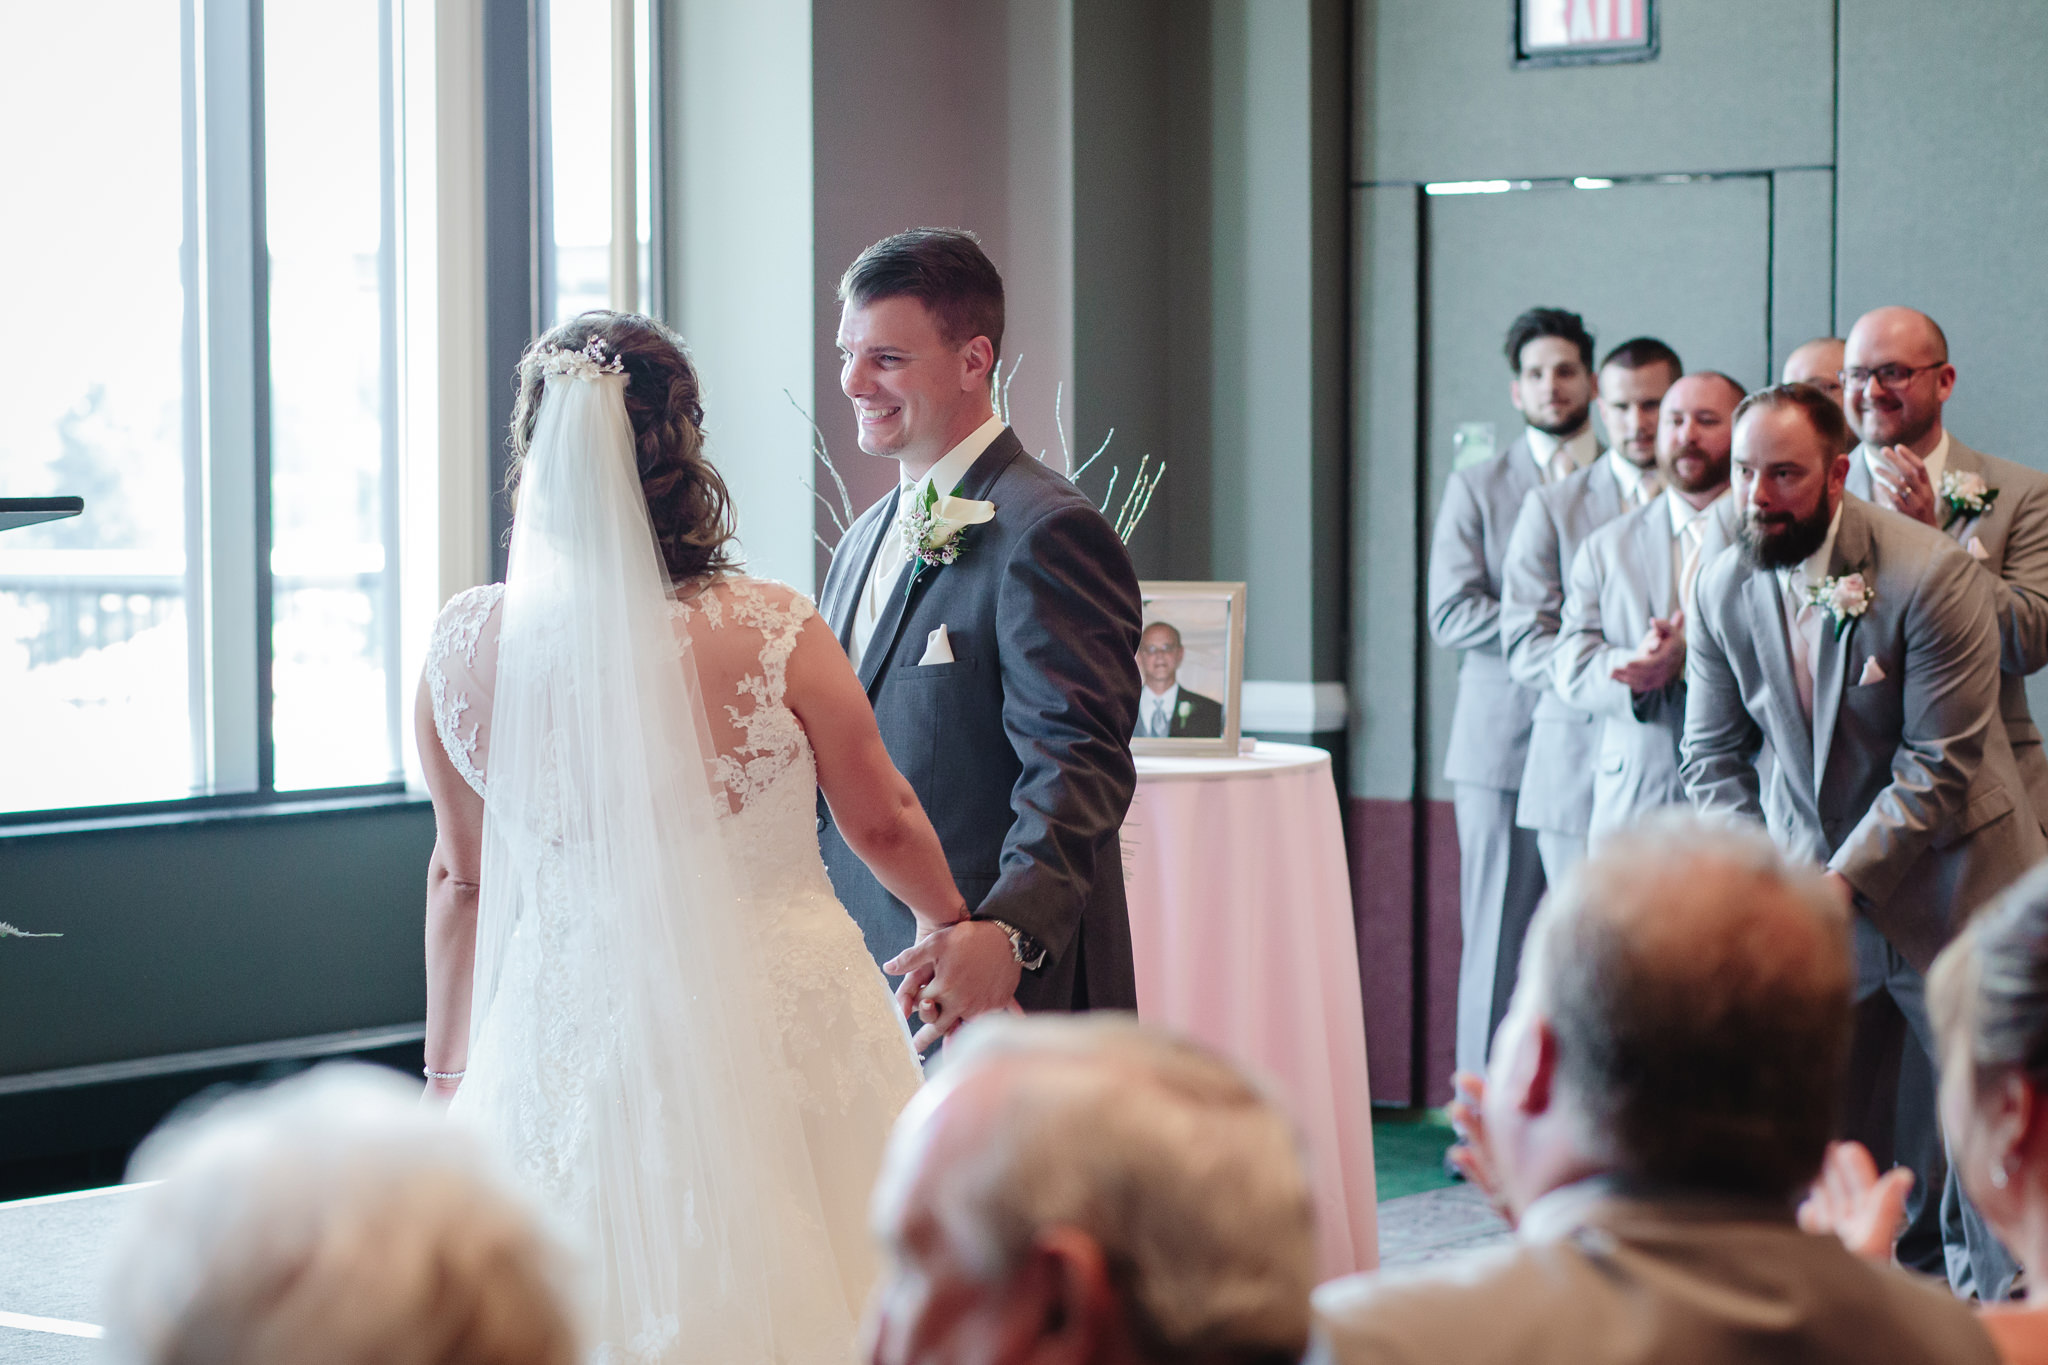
[1784,581,1821,723]
[1549,448,1576,484]
[1678,520,1705,618]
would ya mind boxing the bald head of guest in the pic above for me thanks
[1844,306,1957,457]
[1596,337,1683,472]
[1481,813,1851,1221]
[1655,371,1744,507]
[1782,337,1847,408]
[865,1015,1316,1365]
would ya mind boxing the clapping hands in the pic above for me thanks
[1609,610,1687,694]
[1447,1070,1517,1229]
[1796,1139,1914,1262]
[1869,444,1938,526]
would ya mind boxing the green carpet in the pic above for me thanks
[1373,1107,1460,1200]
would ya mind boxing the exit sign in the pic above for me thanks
[1517,0,1657,67]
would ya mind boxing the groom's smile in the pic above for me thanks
[838,294,999,480]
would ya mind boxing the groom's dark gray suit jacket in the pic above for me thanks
[817,426,1144,1012]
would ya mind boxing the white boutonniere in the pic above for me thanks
[1808,571,1874,639]
[1176,700,1192,724]
[901,484,995,594]
[1939,470,1998,529]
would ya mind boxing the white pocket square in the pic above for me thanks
[1859,657,1887,685]
[1968,535,1990,560]
[919,624,955,666]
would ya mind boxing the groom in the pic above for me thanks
[817,229,1144,1046]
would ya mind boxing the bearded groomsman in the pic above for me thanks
[1427,307,1598,1076]
[1843,306,2048,832]
[1682,383,2045,1298]
[1553,371,1743,843]
[1502,337,1679,880]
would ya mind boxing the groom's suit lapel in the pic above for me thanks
[854,427,1025,694]
[829,490,900,652]
[1812,498,1874,794]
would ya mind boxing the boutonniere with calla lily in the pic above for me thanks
[901,483,996,594]
[1176,700,1193,724]
[1938,470,1998,529]
[1807,570,1874,639]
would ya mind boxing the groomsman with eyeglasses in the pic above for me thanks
[1835,306,2048,1295]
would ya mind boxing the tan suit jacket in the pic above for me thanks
[1311,1181,1996,1365]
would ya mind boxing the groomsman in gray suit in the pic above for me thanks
[1427,307,1597,1076]
[1554,371,1744,843]
[1842,306,2048,831]
[1682,383,2045,1297]
[1838,305,2048,1286]
[1502,338,1679,881]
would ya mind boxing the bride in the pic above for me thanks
[414,312,967,1362]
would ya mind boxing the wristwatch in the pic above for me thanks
[983,918,1048,971]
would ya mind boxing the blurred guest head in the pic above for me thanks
[837,228,1005,473]
[1930,863,2048,1269]
[1655,371,1744,501]
[1731,384,1853,571]
[102,1065,578,1365]
[1781,337,1847,410]
[1137,622,1185,695]
[1843,307,1955,453]
[1596,337,1683,471]
[1483,813,1851,1219]
[1504,308,1597,439]
[865,1015,1315,1365]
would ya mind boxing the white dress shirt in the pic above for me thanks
[1137,684,1181,739]
[1775,502,1844,728]
[1607,449,1662,509]
[849,413,1006,669]
[1669,488,1729,617]
[1526,423,1601,484]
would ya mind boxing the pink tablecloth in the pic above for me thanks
[1122,742,1378,1276]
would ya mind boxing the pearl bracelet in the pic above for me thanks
[424,1067,466,1082]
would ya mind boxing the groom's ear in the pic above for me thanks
[960,335,996,391]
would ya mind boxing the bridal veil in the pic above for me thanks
[453,344,851,1363]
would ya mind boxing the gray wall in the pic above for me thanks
[1351,0,2048,803]
[0,802,432,1076]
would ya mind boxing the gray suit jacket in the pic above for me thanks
[1849,438,2048,833]
[1501,454,1629,834]
[1426,435,1546,790]
[1557,491,1741,843]
[1682,493,2044,971]
[816,428,1143,1012]
[1311,1181,1996,1365]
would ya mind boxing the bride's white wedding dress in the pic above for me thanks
[420,363,920,1364]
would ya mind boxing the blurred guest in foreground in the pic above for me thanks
[864,1014,1315,1365]
[1805,860,2048,1363]
[101,1064,578,1365]
[1317,813,1994,1365]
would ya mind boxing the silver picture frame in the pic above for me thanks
[1131,581,1247,758]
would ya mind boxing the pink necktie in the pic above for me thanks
[1784,583,1820,723]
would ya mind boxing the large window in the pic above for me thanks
[0,1,403,816]
[545,0,656,325]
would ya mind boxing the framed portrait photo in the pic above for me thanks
[1131,581,1246,758]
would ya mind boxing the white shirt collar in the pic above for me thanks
[1144,682,1181,711]
[1607,450,1661,505]
[1777,500,1845,597]
[1666,486,1728,538]
[902,413,1005,499]
[1525,423,1600,479]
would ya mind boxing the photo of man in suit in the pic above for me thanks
[1682,382,2046,1297]
[1133,621,1225,739]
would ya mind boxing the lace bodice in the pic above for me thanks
[423,575,819,819]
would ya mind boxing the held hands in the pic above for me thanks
[1797,1140,1914,1261]
[884,919,1023,1053]
[1609,610,1687,694]
[1870,445,1938,527]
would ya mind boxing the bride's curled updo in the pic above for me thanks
[508,311,739,583]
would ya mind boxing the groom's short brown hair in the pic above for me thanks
[840,228,1005,358]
